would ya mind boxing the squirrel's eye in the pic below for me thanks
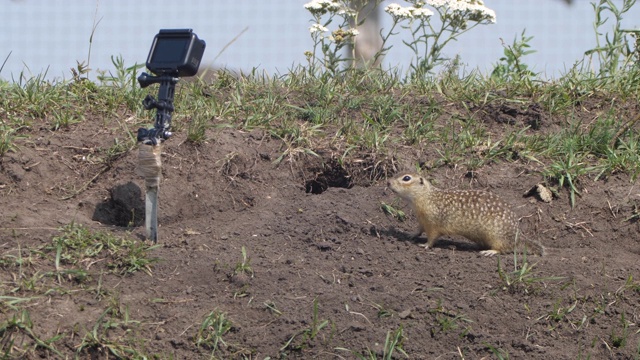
[402,175,412,182]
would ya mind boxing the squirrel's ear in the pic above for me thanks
[419,177,424,185]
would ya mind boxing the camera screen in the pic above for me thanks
[150,37,188,64]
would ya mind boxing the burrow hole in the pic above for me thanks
[305,163,353,194]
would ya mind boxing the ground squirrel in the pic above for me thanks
[388,174,544,256]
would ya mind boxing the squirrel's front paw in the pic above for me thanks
[480,250,499,256]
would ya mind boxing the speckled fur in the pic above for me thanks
[388,174,544,256]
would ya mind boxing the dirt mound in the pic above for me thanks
[1,116,639,358]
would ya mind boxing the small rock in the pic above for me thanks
[316,242,332,251]
[524,184,553,203]
[536,184,553,202]
[230,272,251,287]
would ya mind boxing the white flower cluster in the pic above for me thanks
[385,3,434,20]
[309,23,329,34]
[427,0,496,23]
[426,0,447,6]
[385,4,412,19]
[304,0,341,15]
[345,29,360,36]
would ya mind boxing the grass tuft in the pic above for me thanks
[51,222,159,276]
[194,310,233,357]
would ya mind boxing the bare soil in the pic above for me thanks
[1,101,640,359]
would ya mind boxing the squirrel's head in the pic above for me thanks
[388,173,431,199]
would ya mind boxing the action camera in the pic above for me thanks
[145,29,206,77]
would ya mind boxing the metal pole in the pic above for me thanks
[145,184,158,242]
[137,143,162,242]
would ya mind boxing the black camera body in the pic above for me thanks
[145,29,206,77]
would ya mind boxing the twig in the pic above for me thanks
[610,112,640,148]
[60,165,110,200]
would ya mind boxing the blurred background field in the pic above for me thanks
[3,0,640,80]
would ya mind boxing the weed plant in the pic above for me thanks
[194,310,233,357]
[0,310,63,358]
[497,248,565,294]
[75,305,145,359]
[280,298,330,352]
[234,246,254,278]
[336,324,408,359]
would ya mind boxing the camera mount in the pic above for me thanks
[137,29,206,242]
[137,73,178,145]
[137,29,205,145]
